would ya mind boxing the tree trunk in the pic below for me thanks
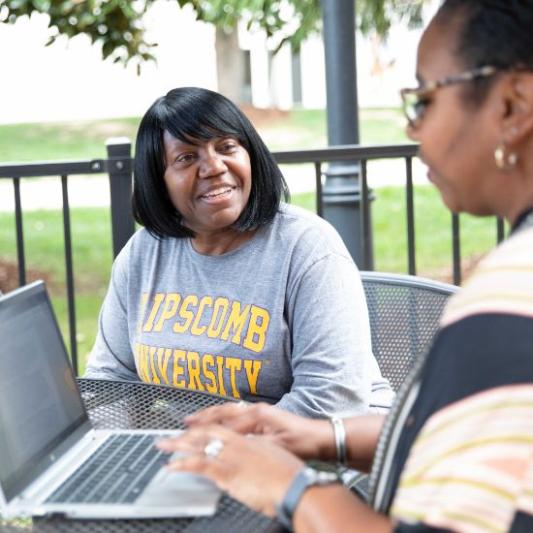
[215,26,245,104]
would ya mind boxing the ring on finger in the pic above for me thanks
[204,438,224,459]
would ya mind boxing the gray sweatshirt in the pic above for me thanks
[85,203,393,417]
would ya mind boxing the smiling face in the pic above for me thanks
[162,131,252,240]
[407,20,501,216]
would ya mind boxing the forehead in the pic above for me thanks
[163,130,196,150]
[417,20,461,81]
[162,130,231,149]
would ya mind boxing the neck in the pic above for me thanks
[492,160,533,226]
[501,184,533,227]
[191,228,255,256]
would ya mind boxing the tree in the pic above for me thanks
[0,0,426,69]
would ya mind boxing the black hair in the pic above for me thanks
[435,0,533,105]
[132,87,289,239]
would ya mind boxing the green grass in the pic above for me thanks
[359,108,409,145]
[0,118,139,162]
[0,208,113,291]
[258,108,408,149]
[373,186,503,278]
[0,188,501,373]
[0,208,114,373]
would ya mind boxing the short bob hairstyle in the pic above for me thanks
[133,87,289,239]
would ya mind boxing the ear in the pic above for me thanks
[501,73,533,146]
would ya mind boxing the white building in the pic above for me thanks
[0,1,438,125]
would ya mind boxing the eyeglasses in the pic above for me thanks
[400,65,498,128]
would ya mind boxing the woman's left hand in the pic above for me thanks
[156,424,304,518]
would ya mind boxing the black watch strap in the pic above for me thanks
[276,467,340,531]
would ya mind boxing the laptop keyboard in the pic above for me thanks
[46,433,173,504]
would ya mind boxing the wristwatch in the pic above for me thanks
[276,466,340,531]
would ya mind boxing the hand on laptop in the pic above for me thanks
[183,402,334,461]
[156,424,304,518]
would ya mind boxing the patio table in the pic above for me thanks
[0,378,282,533]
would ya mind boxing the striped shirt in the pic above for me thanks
[389,224,533,532]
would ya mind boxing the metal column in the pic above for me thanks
[321,0,374,268]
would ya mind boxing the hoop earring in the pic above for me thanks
[494,143,518,170]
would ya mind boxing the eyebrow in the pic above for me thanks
[176,135,236,147]
[166,135,239,154]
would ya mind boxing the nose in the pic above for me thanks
[198,148,227,179]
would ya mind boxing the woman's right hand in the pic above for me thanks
[184,402,336,461]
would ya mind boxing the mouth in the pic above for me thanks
[198,185,236,201]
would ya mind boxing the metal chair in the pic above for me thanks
[361,271,458,392]
[345,272,457,499]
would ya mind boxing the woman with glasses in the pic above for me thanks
[158,1,533,530]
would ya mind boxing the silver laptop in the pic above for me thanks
[0,281,221,520]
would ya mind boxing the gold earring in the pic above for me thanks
[494,143,518,170]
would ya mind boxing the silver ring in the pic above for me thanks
[204,438,224,458]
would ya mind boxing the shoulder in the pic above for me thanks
[113,228,152,262]
[113,229,184,272]
[276,202,333,231]
[274,203,352,259]
[441,226,533,327]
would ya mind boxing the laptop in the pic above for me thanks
[0,280,221,520]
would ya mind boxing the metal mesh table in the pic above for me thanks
[0,379,282,533]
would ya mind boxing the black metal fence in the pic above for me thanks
[274,144,505,279]
[0,140,134,374]
[0,140,505,373]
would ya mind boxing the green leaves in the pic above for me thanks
[358,0,425,37]
[1,0,156,66]
[0,0,427,66]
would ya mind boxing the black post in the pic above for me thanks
[320,0,374,268]
[106,138,135,259]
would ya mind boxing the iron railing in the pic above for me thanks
[0,141,505,373]
[0,140,134,374]
[274,144,505,276]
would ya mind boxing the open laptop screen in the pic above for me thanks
[0,282,88,502]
